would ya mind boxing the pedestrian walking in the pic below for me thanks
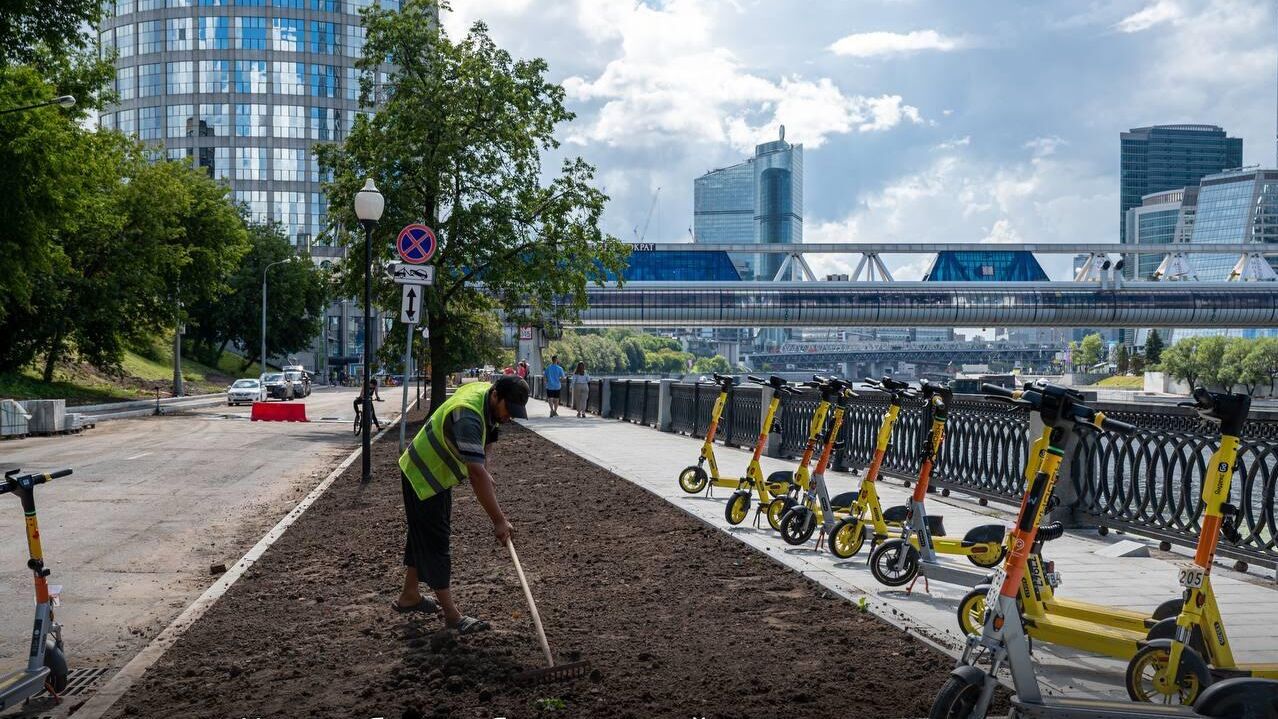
[570,362,590,417]
[544,355,565,417]
[392,376,528,635]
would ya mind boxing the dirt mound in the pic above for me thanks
[110,419,977,718]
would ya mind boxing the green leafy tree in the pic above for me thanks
[1219,338,1262,394]
[1193,336,1230,389]
[1144,329,1165,365]
[1077,333,1105,369]
[1116,344,1129,375]
[1160,337,1201,388]
[1067,340,1079,370]
[1246,337,1278,395]
[316,0,629,411]
[0,0,103,65]
[645,348,693,374]
[693,355,731,375]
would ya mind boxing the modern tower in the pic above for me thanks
[693,127,803,280]
[97,0,398,375]
[1119,124,1242,244]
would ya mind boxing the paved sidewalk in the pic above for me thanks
[520,401,1278,701]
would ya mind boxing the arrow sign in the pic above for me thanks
[401,285,421,324]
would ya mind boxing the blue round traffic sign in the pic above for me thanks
[396,224,436,265]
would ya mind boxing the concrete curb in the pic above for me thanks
[74,394,222,415]
[73,415,403,719]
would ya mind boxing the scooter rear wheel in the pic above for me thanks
[870,539,920,587]
[766,496,794,532]
[725,491,751,525]
[956,586,987,637]
[828,518,865,559]
[780,506,816,545]
[966,545,1006,569]
[929,675,982,719]
[1126,640,1212,705]
[678,466,709,494]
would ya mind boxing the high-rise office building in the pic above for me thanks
[1124,187,1196,279]
[1119,124,1241,244]
[98,0,398,374]
[693,127,802,280]
[1184,168,1278,280]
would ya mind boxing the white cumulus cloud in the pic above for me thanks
[1114,0,1183,33]
[828,29,964,57]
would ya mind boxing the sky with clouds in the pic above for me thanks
[441,0,1276,280]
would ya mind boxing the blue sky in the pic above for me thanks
[443,0,1276,279]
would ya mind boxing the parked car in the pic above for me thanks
[227,378,267,405]
[261,372,294,400]
[283,367,311,398]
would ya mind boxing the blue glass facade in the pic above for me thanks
[605,251,742,282]
[921,251,1049,282]
[1189,170,1278,279]
[1125,189,1187,278]
[1119,124,1242,244]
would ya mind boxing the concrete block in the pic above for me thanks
[1094,540,1150,558]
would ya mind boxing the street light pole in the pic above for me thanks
[0,95,76,116]
[261,258,292,376]
[354,179,384,485]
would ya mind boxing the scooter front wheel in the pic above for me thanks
[828,517,865,559]
[1126,639,1212,705]
[678,466,709,494]
[966,545,1006,569]
[779,506,816,545]
[43,641,68,694]
[870,539,920,587]
[725,491,751,525]
[929,675,983,719]
[766,496,794,532]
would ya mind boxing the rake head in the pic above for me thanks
[513,660,592,685]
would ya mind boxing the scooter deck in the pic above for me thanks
[915,558,990,588]
[1044,597,1157,633]
[1024,612,1145,660]
[1012,697,1199,718]
[0,667,49,710]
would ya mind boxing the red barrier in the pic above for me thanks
[250,401,309,422]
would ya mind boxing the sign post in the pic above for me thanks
[394,224,436,452]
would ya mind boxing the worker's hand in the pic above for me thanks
[493,516,513,546]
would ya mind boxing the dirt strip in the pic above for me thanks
[105,416,984,719]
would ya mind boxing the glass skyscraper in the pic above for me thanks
[1124,188,1196,278]
[1119,124,1241,244]
[98,0,397,375]
[693,128,802,280]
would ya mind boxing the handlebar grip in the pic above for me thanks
[1097,414,1137,435]
[46,469,73,481]
[982,383,1015,398]
[863,377,878,385]
[747,375,765,384]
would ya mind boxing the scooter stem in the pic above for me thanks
[506,539,555,668]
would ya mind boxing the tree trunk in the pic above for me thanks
[216,339,229,364]
[428,310,446,416]
[42,328,65,383]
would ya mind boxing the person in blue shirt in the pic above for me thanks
[544,355,566,417]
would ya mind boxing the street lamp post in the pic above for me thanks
[0,95,76,116]
[261,258,293,377]
[354,179,384,485]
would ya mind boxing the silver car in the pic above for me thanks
[227,378,266,405]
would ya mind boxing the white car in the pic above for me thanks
[227,378,267,405]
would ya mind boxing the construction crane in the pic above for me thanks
[634,187,661,242]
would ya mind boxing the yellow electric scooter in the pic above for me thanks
[826,376,913,559]
[764,375,844,531]
[677,373,741,495]
[723,375,802,529]
[1126,389,1278,705]
[777,377,857,548]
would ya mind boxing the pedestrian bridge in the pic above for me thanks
[574,281,1278,328]
[748,340,1057,366]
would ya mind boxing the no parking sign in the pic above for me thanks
[396,224,436,265]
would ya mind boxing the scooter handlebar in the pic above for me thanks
[981,383,1016,398]
[0,468,72,495]
[746,375,766,385]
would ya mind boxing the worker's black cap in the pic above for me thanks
[493,376,529,419]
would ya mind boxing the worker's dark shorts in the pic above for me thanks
[401,473,452,590]
[546,388,561,399]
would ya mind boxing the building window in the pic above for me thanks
[310,192,328,238]
[167,17,194,51]
[309,156,333,183]
[138,20,164,54]
[271,18,304,52]
[238,0,265,6]
[234,60,268,94]
[273,61,306,95]
[116,108,137,135]
[236,16,267,50]
[234,103,268,137]
[310,64,337,98]
[272,105,307,139]
[274,191,307,238]
[312,0,339,11]
[200,146,231,180]
[138,0,163,8]
[198,16,229,50]
[198,60,230,93]
[138,63,163,98]
[167,147,193,163]
[310,21,337,53]
[139,106,162,140]
[167,0,193,6]
[309,106,342,140]
[114,0,134,16]
[343,24,364,58]
[235,189,269,223]
[197,103,229,136]
[116,66,135,101]
[199,0,226,5]
[166,104,194,138]
[276,0,305,7]
[273,148,306,181]
[100,112,115,131]
[113,23,134,58]
[166,61,194,94]
[235,147,268,181]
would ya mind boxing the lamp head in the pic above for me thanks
[354,178,384,223]
[55,95,76,109]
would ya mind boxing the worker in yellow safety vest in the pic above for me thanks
[392,376,528,634]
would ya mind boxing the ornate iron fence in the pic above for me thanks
[644,382,660,427]
[670,382,698,435]
[624,381,648,425]
[607,381,626,419]
[587,380,602,415]
[725,387,763,447]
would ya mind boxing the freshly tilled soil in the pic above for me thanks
[109,416,968,718]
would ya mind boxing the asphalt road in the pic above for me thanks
[0,385,419,682]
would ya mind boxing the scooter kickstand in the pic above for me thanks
[906,570,929,595]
